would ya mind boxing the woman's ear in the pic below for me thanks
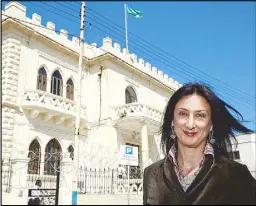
[210,125,213,131]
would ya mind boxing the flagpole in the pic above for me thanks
[124,3,129,53]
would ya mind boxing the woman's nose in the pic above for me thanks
[186,115,195,129]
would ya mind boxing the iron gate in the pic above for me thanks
[27,170,60,205]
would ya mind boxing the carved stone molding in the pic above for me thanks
[113,103,163,123]
[36,50,78,72]
[55,116,66,125]
[30,109,39,119]
[66,118,75,127]
[22,90,87,119]
[43,113,53,122]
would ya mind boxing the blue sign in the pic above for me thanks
[125,146,133,155]
[120,145,138,166]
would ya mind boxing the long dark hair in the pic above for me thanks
[161,82,253,159]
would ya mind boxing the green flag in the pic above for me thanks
[126,6,143,18]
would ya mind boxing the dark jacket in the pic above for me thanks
[143,155,256,205]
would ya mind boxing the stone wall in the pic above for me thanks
[2,33,22,161]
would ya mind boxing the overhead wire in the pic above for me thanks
[4,3,255,112]
[5,2,255,108]
[65,2,255,106]
[84,6,256,104]
[84,3,255,102]
[81,15,256,108]
[2,3,255,125]
[2,13,79,38]
[29,2,80,26]
[38,2,256,103]
[84,21,256,111]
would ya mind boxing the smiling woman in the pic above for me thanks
[143,82,256,205]
[173,94,212,151]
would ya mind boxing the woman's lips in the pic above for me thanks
[184,131,197,136]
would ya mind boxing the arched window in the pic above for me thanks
[125,86,137,104]
[28,139,41,174]
[51,70,63,96]
[66,79,74,100]
[37,67,47,91]
[44,139,62,175]
[67,145,74,160]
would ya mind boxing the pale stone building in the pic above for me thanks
[2,2,255,205]
[1,2,182,204]
[2,0,182,170]
[231,133,256,178]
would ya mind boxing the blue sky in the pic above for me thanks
[2,1,255,130]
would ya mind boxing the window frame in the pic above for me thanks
[44,139,62,175]
[37,68,47,91]
[27,139,41,174]
[66,79,74,100]
[125,86,137,104]
[51,70,63,96]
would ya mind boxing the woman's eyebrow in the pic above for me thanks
[176,108,209,113]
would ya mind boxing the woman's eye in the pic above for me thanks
[179,112,187,116]
[196,113,206,118]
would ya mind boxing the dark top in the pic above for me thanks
[143,155,256,205]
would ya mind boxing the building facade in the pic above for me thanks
[2,1,182,194]
[231,133,256,178]
[2,2,255,204]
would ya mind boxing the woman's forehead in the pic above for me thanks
[175,94,211,111]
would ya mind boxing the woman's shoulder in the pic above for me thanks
[144,158,165,174]
[216,156,253,179]
[218,156,246,167]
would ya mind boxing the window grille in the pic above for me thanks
[44,139,62,175]
[28,139,41,174]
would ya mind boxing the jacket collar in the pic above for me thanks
[168,141,215,168]
[163,154,215,196]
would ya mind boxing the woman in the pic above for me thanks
[143,82,256,205]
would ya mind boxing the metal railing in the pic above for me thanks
[77,166,143,195]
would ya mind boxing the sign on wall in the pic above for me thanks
[119,145,138,166]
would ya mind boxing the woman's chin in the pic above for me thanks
[178,138,203,148]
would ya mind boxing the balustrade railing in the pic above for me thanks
[113,103,163,122]
[23,90,86,117]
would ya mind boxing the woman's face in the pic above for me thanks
[173,94,212,148]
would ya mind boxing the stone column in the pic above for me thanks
[58,156,73,205]
[141,124,149,170]
[63,84,67,99]
[47,77,51,93]
[9,157,30,205]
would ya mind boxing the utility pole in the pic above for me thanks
[72,1,85,205]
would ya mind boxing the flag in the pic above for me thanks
[126,6,143,18]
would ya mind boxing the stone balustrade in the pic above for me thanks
[113,103,163,123]
[22,90,87,119]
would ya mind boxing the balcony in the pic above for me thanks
[112,103,164,134]
[22,90,87,126]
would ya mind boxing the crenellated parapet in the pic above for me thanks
[2,1,182,90]
[2,1,98,59]
[100,37,182,90]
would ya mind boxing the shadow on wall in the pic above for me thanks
[149,135,162,165]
